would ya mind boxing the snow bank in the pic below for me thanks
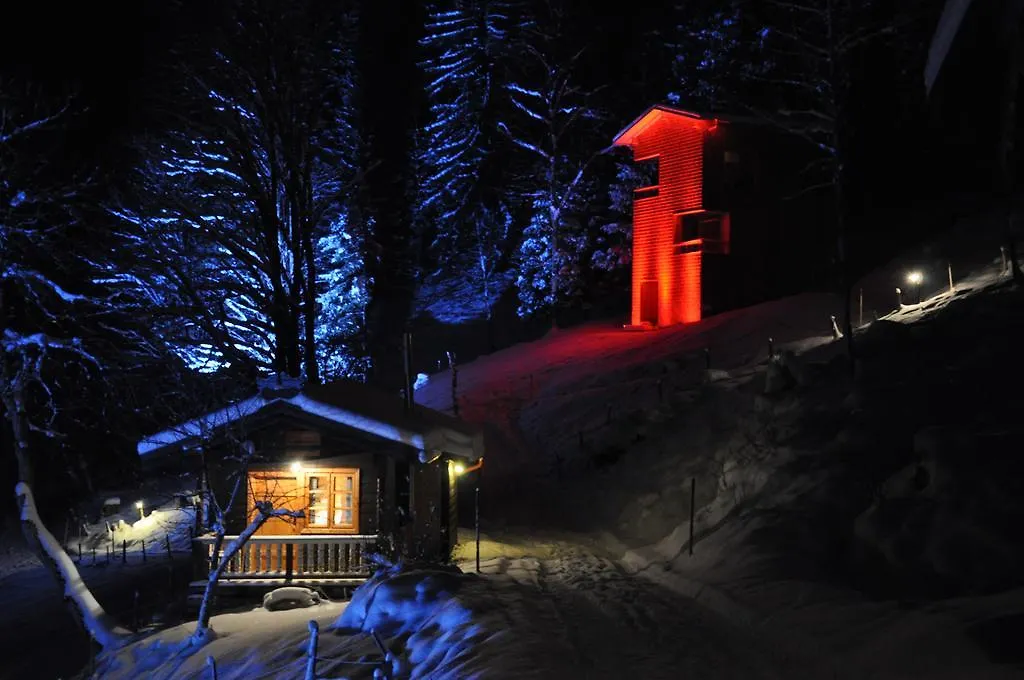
[100,561,575,679]
[330,560,574,679]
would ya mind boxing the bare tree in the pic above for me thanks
[499,0,609,321]
[1,85,162,651]
[119,1,363,383]
[739,0,927,367]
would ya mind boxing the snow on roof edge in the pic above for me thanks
[137,392,482,460]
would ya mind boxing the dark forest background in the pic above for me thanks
[1,0,1005,517]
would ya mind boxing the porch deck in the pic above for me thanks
[194,534,379,584]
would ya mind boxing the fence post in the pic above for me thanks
[475,485,481,574]
[304,620,319,680]
[141,539,147,563]
[206,655,218,680]
[689,477,696,557]
[165,534,173,561]
[285,544,294,582]
[122,540,127,564]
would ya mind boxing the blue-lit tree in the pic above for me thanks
[122,1,365,384]
[500,1,608,320]
[0,82,158,651]
[415,0,522,326]
[667,1,771,112]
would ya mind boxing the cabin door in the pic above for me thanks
[248,472,305,536]
[640,280,659,325]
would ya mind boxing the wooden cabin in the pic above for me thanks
[137,374,484,594]
[613,104,823,328]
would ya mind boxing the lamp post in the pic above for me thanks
[135,500,144,520]
[907,271,923,304]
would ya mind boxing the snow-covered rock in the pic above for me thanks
[262,586,323,611]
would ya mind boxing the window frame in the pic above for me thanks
[300,467,360,535]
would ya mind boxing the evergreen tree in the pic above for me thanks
[501,0,608,320]
[415,0,521,325]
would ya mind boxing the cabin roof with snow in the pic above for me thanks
[137,375,484,461]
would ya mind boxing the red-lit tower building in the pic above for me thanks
[613,105,726,327]
[614,104,823,328]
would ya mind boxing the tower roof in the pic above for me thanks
[612,104,714,147]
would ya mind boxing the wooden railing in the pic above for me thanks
[194,534,378,581]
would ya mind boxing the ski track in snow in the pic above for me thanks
[480,537,796,679]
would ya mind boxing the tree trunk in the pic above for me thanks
[998,19,1024,284]
[1,377,128,651]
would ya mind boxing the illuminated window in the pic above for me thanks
[303,469,359,532]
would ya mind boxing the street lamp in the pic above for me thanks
[906,271,923,303]
[135,500,144,519]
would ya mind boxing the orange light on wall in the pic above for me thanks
[612,105,719,327]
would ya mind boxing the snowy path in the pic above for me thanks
[461,533,820,679]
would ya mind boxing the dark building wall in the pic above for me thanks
[701,121,831,314]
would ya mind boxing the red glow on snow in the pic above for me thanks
[614,105,721,327]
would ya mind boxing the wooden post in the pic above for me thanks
[133,590,139,630]
[402,332,414,414]
[948,262,954,293]
[447,351,459,417]
[304,620,319,680]
[285,544,294,582]
[206,655,218,680]
[141,539,147,563]
[689,477,696,557]
[165,535,173,561]
[375,477,382,536]
[78,541,82,563]
[474,485,481,574]
[858,288,864,327]
[122,539,127,564]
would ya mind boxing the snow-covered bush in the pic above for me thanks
[332,559,504,678]
[262,587,323,612]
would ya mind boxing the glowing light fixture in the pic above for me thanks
[290,461,303,473]
[135,500,144,519]
[906,271,924,303]
[453,462,466,476]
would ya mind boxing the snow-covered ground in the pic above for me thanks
[44,212,1024,679]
